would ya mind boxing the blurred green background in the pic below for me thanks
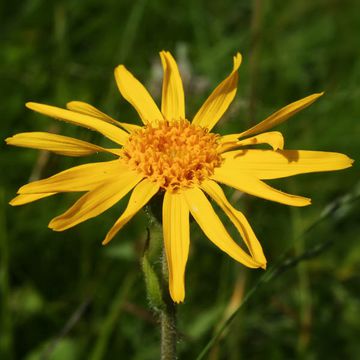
[1,0,359,359]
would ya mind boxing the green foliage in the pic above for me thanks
[1,0,359,359]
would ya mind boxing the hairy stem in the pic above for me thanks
[160,249,177,360]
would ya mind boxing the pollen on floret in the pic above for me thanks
[121,120,222,192]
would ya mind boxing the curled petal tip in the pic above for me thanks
[101,238,111,246]
[48,220,61,231]
[312,91,325,99]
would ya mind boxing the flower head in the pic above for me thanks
[6,51,353,302]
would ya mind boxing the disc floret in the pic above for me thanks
[121,120,222,192]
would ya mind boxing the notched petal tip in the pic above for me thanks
[293,196,311,207]
[48,217,72,232]
[48,221,62,231]
[171,295,185,304]
[170,283,185,303]
[339,155,354,169]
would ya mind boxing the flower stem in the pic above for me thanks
[160,248,177,360]
[144,204,177,359]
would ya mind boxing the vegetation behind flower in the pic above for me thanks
[1,1,359,359]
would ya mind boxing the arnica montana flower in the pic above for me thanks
[7,51,353,302]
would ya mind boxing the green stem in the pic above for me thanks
[160,248,177,360]
[144,205,177,359]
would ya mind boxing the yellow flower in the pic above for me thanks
[7,51,353,303]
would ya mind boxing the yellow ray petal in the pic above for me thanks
[237,92,324,138]
[114,65,163,125]
[49,172,142,231]
[66,101,140,133]
[201,180,266,267]
[9,193,56,206]
[26,102,129,145]
[219,131,284,153]
[18,160,126,194]
[102,179,159,245]
[192,53,242,130]
[212,167,311,206]
[160,51,185,121]
[220,149,354,180]
[163,191,190,303]
[5,132,119,157]
[106,148,123,156]
[183,187,262,268]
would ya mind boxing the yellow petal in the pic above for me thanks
[9,193,56,206]
[162,191,190,303]
[201,180,266,267]
[212,167,311,206]
[192,53,242,130]
[220,149,354,180]
[49,172,142,231]
[160,51,185,120]
[114,65,163,125]
[26,103,129,145]
[5,132,118,157]
[183,187,262,268]
[219,131,284,153]
[102,179,159,245]
[66,101,140,133]
[18,160,126,194]
[237,92,324,138]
